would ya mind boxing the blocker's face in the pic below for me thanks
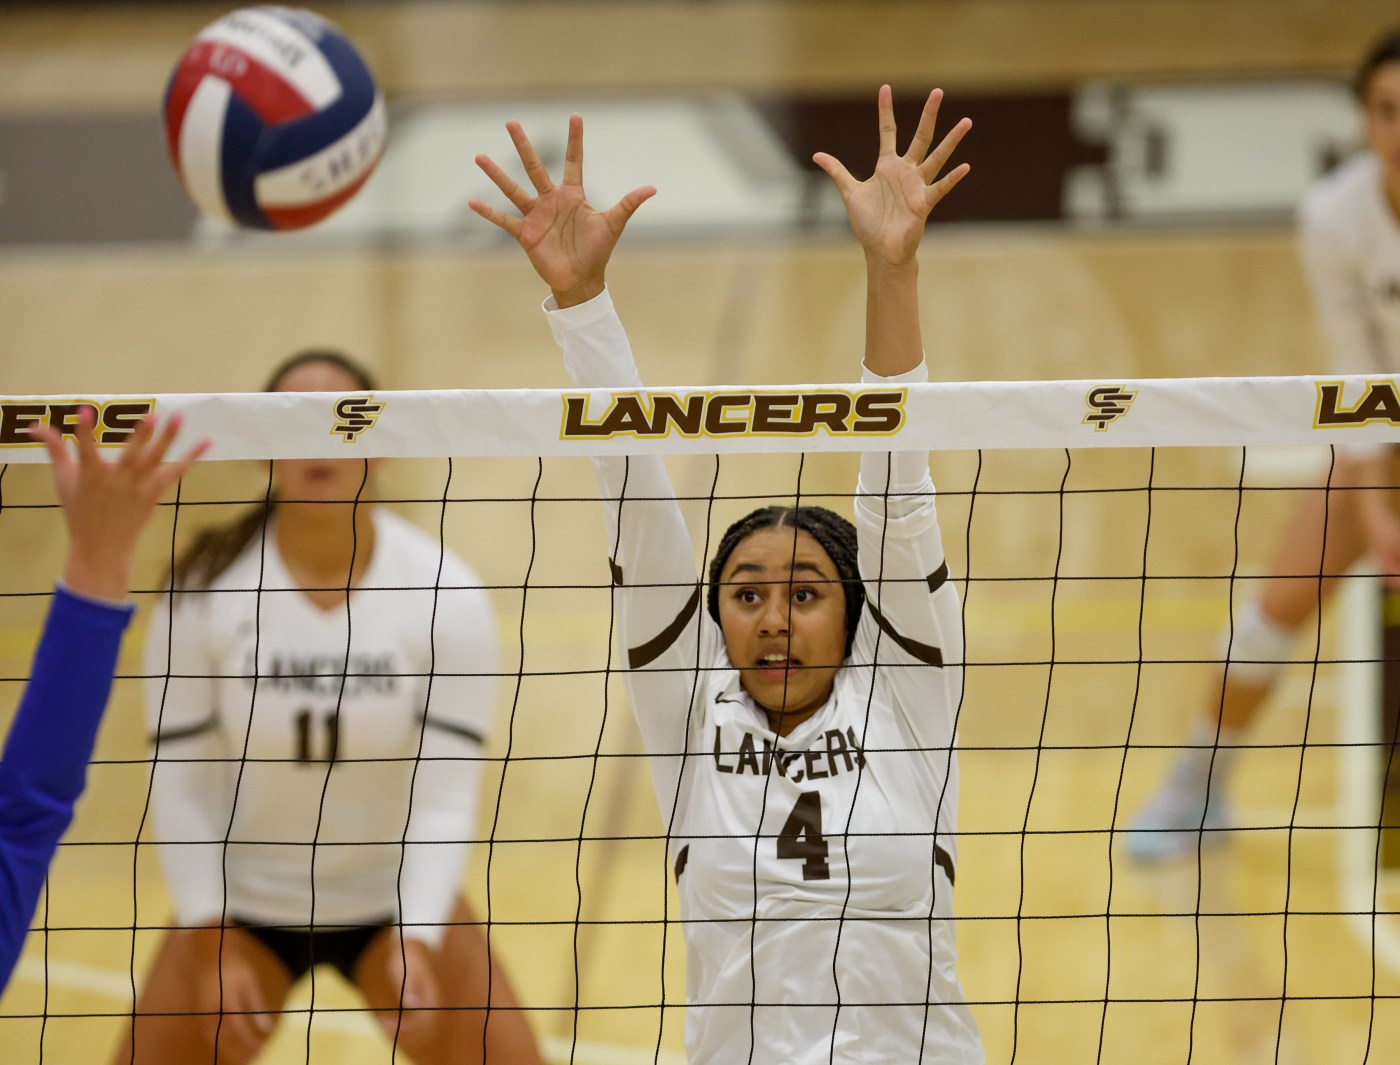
[717,526,848,730]
[270,361,375,503]
[1364,61,1400,177]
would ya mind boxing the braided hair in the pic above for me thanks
[706,505,864,658]
[169,349,378,591]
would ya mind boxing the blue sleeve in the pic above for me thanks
[0,584,133,991]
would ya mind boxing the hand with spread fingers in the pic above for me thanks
[469,113,656,307]
[29,411,209,602]
[814,85,971,267]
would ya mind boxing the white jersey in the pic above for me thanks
[546,291,983,1065]
[1298,151,1400,374]
[144,508,497,948]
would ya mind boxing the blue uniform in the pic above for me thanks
[0,585,133,989]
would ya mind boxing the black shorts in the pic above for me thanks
[231,916,392,983]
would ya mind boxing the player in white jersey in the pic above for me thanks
[115,353,542,1065]
[470,88,982,1063]
[1128,30,1400,860]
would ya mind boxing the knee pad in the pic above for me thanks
[1216,600,1296,684]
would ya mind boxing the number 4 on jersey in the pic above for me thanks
[777,790,830,881]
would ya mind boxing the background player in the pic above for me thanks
[1128,29,1400,861]
[470,88,980,1062]
[1,413,206,990]
[116,353,542,1065]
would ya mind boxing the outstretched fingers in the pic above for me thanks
[925,161,971,209]
[152,434,211,497]
[606,184,657,228]
[475,153,533,214]
[875,83,900,157]
[919,116,973,183]
[903,88,944,163]
[28,422,73,480]
[466,197,523,239]
[812,151,857,197]
[507,119,555,195]
[562,113,584,187]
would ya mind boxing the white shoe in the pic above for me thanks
[1125,753,1233,863]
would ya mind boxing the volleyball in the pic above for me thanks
[162,6,386,231]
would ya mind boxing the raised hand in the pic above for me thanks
[29,410,209,601]
[813,86,970,266]
[469,114,656,307]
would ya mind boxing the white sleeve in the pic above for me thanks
[854,358,964,750]
[544,289,717,761]
[1298,194,1386,376]
[397,560,497,948]
[144,593,236,928]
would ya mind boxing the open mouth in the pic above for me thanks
[756,652,799,680]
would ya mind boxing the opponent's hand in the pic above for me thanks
[189,927,275,1060]
[29,410,208,601]
[469,114,655,307]
[377,935,440,1043]
[813,85,971,267]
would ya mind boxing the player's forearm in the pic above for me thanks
[0,586,133,806]
[0,586,133,988]
[862,255,923,379]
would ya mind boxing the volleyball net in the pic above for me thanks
[2,373,1400,1063]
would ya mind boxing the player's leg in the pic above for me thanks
[111,925,295,1065]
[1126,473,1370,861]
[353,897,543,1065]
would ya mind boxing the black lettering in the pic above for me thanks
[99,402,152,445]
[1356,383,1400,424]
[752,394,801,433]
[846,726,866,768]
[774,749,801,778]
[712,726,735,772]
[761,736,774,775]
[650,394,705,436]
[601,395,651,436]
[704,394,751,435]
[0,403,46,445]
[803,748,828,780]
[1314,383,1354,426]
[563,396,608,437]
[776,791,831,880]
[736,732,761,775]
[852,391,904,433]
[826,729,854,775]
[46,403,100,440]
[798,393,851,434]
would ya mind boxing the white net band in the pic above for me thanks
[4,374,1400,460]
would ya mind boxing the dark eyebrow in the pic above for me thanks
[724,560,833,580]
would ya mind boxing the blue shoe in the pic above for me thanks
[1125,754,1233,863]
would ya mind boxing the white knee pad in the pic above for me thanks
[1216,600,1296,684]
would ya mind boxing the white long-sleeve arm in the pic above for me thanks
[395,578,497,948]
[144,595,238,928]
[544,289,715,764]
[853,358,963,751]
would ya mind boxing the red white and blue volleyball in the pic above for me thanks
[163,6,386,231]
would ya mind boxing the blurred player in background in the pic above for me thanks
[115,354,541,1065]
[1128,29,1400,861]
[471,90,982,1063]
[0,415,205,990]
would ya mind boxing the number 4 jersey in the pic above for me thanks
[546,289,984,1065]
[143,508,497,947]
